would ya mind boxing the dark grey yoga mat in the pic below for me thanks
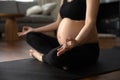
[0,47,120,80]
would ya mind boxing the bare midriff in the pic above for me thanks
[57,18,98,45]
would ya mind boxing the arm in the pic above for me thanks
[32,14,62,32]
[18,0,63,37]
[75,0,100,44]
[57,0,100,56]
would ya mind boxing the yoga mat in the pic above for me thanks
[0,59,78,80]
[69,46,120,79]
[0,47,120,80]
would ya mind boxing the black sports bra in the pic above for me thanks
[60,0,86,20]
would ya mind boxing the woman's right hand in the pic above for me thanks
[17,26,33,37]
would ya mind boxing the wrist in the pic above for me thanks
[70,39,79,48]
[32,28,37,32]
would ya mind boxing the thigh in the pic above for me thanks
[60,43,100,68]
[43,43,99,69]
[26,32,60,54]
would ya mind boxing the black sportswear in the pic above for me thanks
[60,0,86,20]
[26,32,100,69]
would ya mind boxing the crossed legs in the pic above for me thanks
[26,32,59,62]
[25,32,100,70]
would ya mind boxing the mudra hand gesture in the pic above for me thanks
[57,38,78,56]
[17,26,33,37]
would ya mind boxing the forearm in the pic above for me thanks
[75,0,99,45]
[32,22,59,32]
[75,21,95,45]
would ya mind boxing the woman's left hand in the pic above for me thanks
[57,38,78,56]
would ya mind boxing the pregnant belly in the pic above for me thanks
[57,18,85,45]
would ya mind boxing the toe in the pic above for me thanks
[29,49,33,56]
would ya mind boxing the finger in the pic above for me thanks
[17,32,20,36]
[57,45,68,56]
[57,47,63,51]
[17,32,23,37]
[22,26,26,31]
[57,48,66,56]
[18,32,25,37]
[57,45,65,56]
[57,40,69,56]
[58,46,68,56]
[57,45,64,51]
[23,27,28,31]
[23,26,29,31]
[57,51,62,56]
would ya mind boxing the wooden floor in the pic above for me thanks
[0,36,120,80]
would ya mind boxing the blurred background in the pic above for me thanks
[0,0,119,38]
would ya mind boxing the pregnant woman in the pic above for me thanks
[18,0,100,70]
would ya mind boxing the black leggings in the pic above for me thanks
[26,32,100,69]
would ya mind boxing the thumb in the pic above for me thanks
[17,32,22,36]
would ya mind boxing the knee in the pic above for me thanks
[25,32,46,44]
[25,32,34,41]
[25,32,39,44]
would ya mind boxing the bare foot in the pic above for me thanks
[29,49,43,62]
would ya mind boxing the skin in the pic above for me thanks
[18,0,100,62]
